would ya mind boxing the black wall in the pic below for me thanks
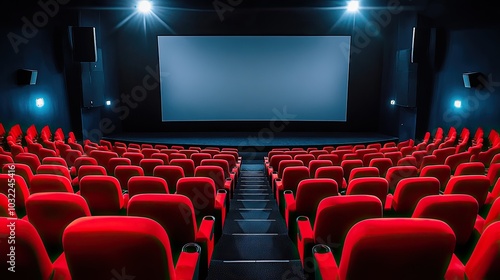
[0,1,78,139]
[2,0,500,143]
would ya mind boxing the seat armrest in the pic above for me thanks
[175,243,201,280]
[297,216,313,243]
[284,190,296,227]
[313,244,339,280]
[196,216,215,243]
[215,189,227,209]
[445,254,466,280]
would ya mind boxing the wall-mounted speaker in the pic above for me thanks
[411,26,430,64]
[463,72,485,88]
[71,26,97,62]
[17,69,38,85]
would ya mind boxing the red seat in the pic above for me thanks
[474,196,500,235]
[433,147,457,164]
[151,152,170,164]
[41,156,68,168]
[36,164,71,181]
[294,154,316,168]
[347,167,379,183]
[384,151,403,166]
[486,163,500,188]
[284,178,339,240]
[346,177,389,207]
[310,150,329,159]
[139,158,164,176]
[30,174,73,194]
[444,175,491,211]
[15,152,41,173]
[72,165,107,188]
[419,164,452,192]
[122,151,145,166]
[69,156,97,178]
[191,152,212,167]
[25,192,91,259]
[368,157,393,177]
[107,157,131,176]
[88,150,119,173]
[0,174,30,218]
[38,148,58,161]
[0,217,63,280]
[170,158,196,177]
[385,177,440,216]
[385,165,419,193]
[127,193,214,279]
[315,166,346,190]
[0,154,14,170]
[448,221,500,280]
[340,159,364,183]
[275,166,310,213]
[445,152,472,174]
[178,149,199,158]
[176,177,227,242]
[317,154,341,166]
[362,152,384,167]
[271,159,304,191]
[397,156,418,167]
[312,218,456,280]
[153,165,185,194]
[267,154,293,180]
[56,216,200,280]
[114,165,144,191]
[454,162,485,176]
[141,148,160,159]
[3,163,34,189]
[128,176,169,198]
[309,159,334,178]
[412,194,478,248]
[297,195,383,267]
[194,165,232,199]
[79,175,129,215]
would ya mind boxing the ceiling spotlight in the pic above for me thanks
[390,99,396,105]
[454,100,462,108]
[137,1,152,14]
[347,1,360,12]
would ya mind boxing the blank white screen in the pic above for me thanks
[158,35,350,121]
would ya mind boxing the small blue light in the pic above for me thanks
[454,100,462,108]
[36,98,44,108]
[390,99,396,105]
[106,100,111,106]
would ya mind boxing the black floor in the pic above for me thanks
[205,160,306,280]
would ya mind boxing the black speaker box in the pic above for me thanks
[411,26,430,64]
[463,72,485,88]
[17,69,38,85]
[71,26,97,62]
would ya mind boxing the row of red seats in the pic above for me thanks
[0,213,204,280]
[311,218,500,280]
